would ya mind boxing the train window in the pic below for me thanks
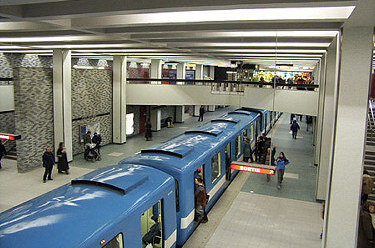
[250,125,254,142]
[175,180,180,212]
[211,152,222,183]
[242,128,247,137]
[141,200,163,248]
[235,135,241,157]
[102,233,123,248]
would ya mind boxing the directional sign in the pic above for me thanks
[231,161,275,175]
[0,133,21,140]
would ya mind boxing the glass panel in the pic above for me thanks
[250,125,254,142]
[141,201,163,248]
[237,135,241,156]
[102,233,123,248]
[211,152,222,183]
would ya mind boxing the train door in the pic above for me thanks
[194,165,206,217]
[235,134,241,160]
[141,200,164,248]
[225,143,232,181]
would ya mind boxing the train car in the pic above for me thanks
[0,164,177,248]
[120,110,261,246]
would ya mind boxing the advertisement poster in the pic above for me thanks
[185,70,195,85]
[80,123,100,142]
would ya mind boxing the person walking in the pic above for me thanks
[42,147,55,183]
[0,140,7,169]
[275,152,290,189]
[57,142,69,174]
[195,177,208,223]
[92,132,102,154]
[198,106,205,122]
[145,119,152,141]
[243,136,253,163]
[290,120,300,139]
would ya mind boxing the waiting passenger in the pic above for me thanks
[255,136,265,162]
[306,116,313,131]
[57,142,69,174]
[167,117,174,128]
[83,130,92,160]
[0,140,7,169]
[358,202,375,248]
[42,147,55,183]
[145,119,152,141]
[92,132,102,154]
[142,215,161,246]
[290,120,300,139]
[275,152,290,189]
[195,177,208,223]
[243,136,253,163]
[198,106,205,122]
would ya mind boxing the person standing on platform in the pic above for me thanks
[306,116,313,131]
[145,119,152,141]
[255,136,265,162]
[92,132,102,154]
[83,130,92,160]
[198,106,205,122]
[275,152,290,189]
[290,120,300,139]
[0,140,7,169]
[42,147,55,183]
[195,177,208,223]
[57,142,69,174]
[243,136,253,163]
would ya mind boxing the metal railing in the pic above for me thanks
[126,78,319,95]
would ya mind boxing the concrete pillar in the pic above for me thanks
[151,59,162,84]
[196,64,204,85]
[177,62,186,85]
[193,105,200,117]
[315,40,339,201]
[113,56,127,144]
[324,27,374,248]
[208,66,216,111]
[53,49,72,162]
[151,108,161,131]
[175,106,185,123]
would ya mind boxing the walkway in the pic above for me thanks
[185,114,322,248]
[0,106,235,212]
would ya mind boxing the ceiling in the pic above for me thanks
[0,0,373,69]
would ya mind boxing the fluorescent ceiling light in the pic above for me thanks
[154,31,339,38]
[76,6,355,26]
[217,54,323,57]
[32,44,139,49]
[0,45,31,49]
[0,50,52,53]
[202,49,327,53]
[174,42,331,47]
[0,35,121,43]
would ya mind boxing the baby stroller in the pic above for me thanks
[85,143,101,162]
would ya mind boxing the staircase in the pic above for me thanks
[364,99,375,203]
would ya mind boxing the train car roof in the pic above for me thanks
[0,164,173,248]
[121,111,260,175]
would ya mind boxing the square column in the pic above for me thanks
[208,66,216,110]
[177,62,186,85]
[113,56,127,144]
[175,106,185,123]
[151,108,161,131]
[316,38,340,201]
[53,49,72,162]
[196,64,203,85]
[324,27,374,248]
[151,59,162,84]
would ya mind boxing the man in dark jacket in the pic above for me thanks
[195,177,208,223]
[290,120,300,139]
[198,106,205,122]
[42,147,55,183]
[92,133,102,154]
[83,131,92,159]
[0,140,7,169]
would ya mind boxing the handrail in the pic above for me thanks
[369,99,375,130]
[126,78,319,89]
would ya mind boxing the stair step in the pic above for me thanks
[365,155,375,160]
[364,160,375,166]
[366,142,375,146]
[365,151,375,155]
[4,154,17,160]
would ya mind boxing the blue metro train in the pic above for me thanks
[0,108,281,248]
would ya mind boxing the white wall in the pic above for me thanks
[127,84,319,116]
[0,85,15,111]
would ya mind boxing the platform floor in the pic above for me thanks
[184,114,322,248]
[0,110,322,248]
[0,106,236,212]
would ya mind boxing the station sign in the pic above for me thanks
[0,133,21,140]
[231,162,275,175]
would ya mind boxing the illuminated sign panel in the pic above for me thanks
[231,163,275,175]
[0,133,21,140]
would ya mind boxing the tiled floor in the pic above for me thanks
[0,106,235,212]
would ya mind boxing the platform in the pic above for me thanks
[184,114,322,248]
